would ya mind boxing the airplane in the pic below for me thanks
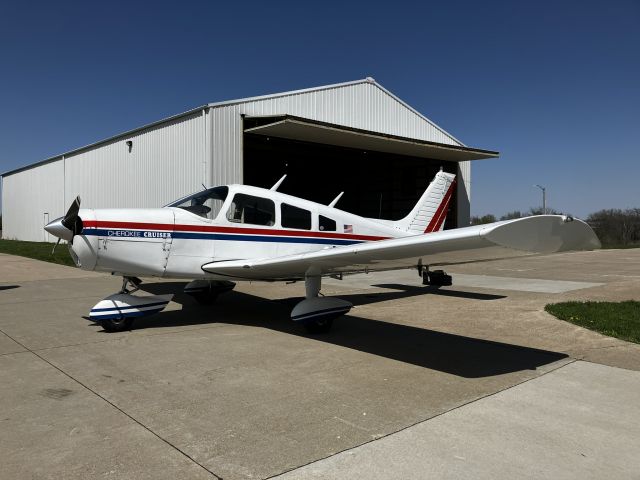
[44,170,601,333]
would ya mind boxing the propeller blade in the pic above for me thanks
[61,196,81,230]
[60,196,83,235]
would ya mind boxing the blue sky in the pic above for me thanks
[1,0,638,218]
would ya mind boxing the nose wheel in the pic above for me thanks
[90,276,173,332]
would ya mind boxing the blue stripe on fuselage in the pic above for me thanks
[83,229,363,246]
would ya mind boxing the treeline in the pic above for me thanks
[587,209,640,248]
[471,208,640,249]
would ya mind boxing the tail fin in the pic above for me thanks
[395,170,457,233]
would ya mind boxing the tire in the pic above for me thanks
[101,317,134,332]
[193,291,219,305]
[303,318,334,334]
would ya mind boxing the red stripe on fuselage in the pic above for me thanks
[424,179,457,233]
[82,220,390,242]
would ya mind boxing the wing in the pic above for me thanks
[201,215,600,281]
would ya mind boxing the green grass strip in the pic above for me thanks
[0,239,76,267]
[545,301,640,344]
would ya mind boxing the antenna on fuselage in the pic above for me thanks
[270,174,287,191]
[328,192,344,208]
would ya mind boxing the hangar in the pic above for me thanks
[1,78,498,242]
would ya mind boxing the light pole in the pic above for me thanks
[534,184,546,214]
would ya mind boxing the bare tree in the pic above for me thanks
[587,209,640,248]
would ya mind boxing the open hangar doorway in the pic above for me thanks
[241,116,498,230]
[243,134,458,228]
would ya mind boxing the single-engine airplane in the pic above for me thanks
[44,170,600,333]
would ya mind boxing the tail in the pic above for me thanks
[394,170,457,233]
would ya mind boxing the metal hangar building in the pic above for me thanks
[1,78,498,242]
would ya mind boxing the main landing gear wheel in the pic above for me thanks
[303,317,334,334]
[422,268,452,286]
[184,280,236,305]
[194,290,219,305]
[101,317,134,332]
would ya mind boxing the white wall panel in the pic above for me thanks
[64,112,205,210]
[457,161,471,226]
[2,160,64,241]
[232,81,461,146]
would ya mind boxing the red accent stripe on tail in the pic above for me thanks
[424,179,457,233]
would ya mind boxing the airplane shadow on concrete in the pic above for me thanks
[0,285,20,291]
[101,281,567,379]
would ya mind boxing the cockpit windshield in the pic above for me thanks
[166,186,229,220]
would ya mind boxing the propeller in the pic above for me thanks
[46,196,82,253]
[61,196,82,235]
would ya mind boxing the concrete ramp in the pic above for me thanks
[453,273,603,293]
[275,361,640,480]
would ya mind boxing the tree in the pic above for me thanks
[470,214,497,225]
[500,210,523,220]
[528,206,561,216]
[587,208,640,248]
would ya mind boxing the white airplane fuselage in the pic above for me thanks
[70,184,413,280]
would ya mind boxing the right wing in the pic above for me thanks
[201,215,600,281]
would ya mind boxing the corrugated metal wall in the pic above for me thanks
[2,159,64,241]
[3,111,207,241]
[65,112,205,209]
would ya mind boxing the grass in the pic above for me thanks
[0,238,76,267]
[545,301,640,344]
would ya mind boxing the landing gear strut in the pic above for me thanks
[120,276,142,294]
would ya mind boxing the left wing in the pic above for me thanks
[201,215,600,281]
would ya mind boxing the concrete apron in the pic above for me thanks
[1,250,640,479]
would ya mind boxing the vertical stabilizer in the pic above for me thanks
[395,171,457,233]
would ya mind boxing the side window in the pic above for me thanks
[319,215,337,232]
[226,193,275,226]
[281,203,311,230]
[169,186,228,220]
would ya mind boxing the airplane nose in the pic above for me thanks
[44,217,74,241]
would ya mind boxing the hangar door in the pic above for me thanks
[242,116,498,229]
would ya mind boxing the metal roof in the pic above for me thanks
[2,78,472,177]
